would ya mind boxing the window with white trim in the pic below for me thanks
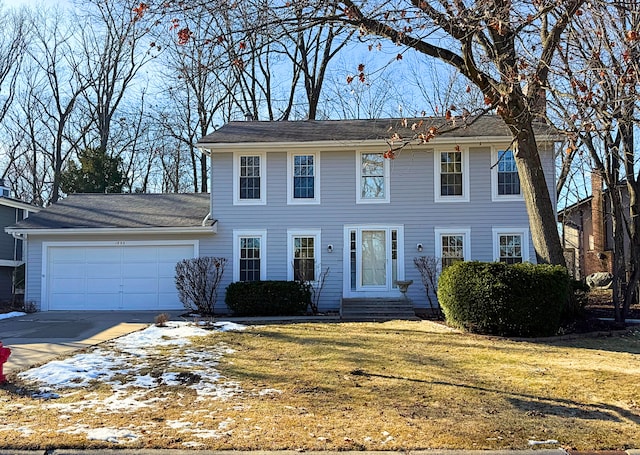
[492,228,530,264]
[287,153,319,204]
[233,230,266,282]
[434,148,469,202]
[492,149,521,200]
[357,152,390,203]
[287,230,321,281]
[233,153,266,205]
[435,228,471,269]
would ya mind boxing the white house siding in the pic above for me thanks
[207,142,557,313]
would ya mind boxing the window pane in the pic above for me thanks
[441,235,464,269]
[293,236,315,281]
[240,237,260,281]
[361,153,385,199]
[499,234,523,264]
[497,150,520,195]
[240,156,261,199]
[293,155,315,199]
[440,151,463,196]
[350,230,357,290]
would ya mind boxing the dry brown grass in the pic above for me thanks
[1,320,639,450]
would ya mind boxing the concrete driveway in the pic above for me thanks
[0,311,184,375]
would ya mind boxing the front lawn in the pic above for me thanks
[1,320,639,450]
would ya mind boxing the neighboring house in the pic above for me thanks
[0,180,40,303]
[559,172,626,279]
[7,116,559,314]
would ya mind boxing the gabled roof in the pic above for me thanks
[0,196,41,212]
[197,115,558,146]
[6,193,214,234]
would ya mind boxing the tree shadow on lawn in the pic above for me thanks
[350,369,640,425]
[533,328,640,355]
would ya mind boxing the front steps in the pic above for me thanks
[340,298,419,321]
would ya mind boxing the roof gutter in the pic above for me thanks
[5,223,218,237]
[196,134,562,153]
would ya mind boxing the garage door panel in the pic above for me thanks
[47,243,195,311]
[50,278,84,293]
[122,263,158,278]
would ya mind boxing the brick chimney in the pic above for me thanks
[585,170,612,275]
[591,170,605,252]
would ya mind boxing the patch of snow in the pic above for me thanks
[86,427,139,444]
[0,311,26,320]
[528,439,558,445]
[215,321,247,332]
[0,424,35,436]
[258,388,282,396]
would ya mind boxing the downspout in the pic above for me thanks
[201,212,212,227]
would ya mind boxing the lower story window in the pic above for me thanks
[441,235,464,269]
[288,230,321,282]
[435,228,470,270]
[239,237,261,281]
[499,234,522,264]
[234,230,266,282]
[493,228,529,264]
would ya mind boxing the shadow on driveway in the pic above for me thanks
[0,310,183,375]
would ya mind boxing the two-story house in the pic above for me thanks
[0,180,40,303]
[7,116,558,315]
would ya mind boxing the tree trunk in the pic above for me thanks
[504,116,566,266]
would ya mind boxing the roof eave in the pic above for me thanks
[197,134,561,152]
[5,223,218,236]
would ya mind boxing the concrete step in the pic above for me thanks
[340,298,418,321]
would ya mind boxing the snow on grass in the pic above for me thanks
[14,321,249,443]
[0,311,26,320]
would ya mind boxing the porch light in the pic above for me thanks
[416,243,423,252]
[327,244,333,253]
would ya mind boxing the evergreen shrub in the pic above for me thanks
[225,280,311,316]
[437,261,570,337]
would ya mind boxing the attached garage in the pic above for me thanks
[5,193,217,312]
[44,242,197,311]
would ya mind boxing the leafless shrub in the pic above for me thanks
[175,257,227,316]
[295,265,329,315]
[154,312,170,327]
[413,256,442,317]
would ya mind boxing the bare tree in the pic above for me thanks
[302,0,586,265]
[550,2,639,324]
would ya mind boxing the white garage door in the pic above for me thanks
[46,242,196,310]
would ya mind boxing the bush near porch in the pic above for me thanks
[437,261,569,337]
[225,280,311,316]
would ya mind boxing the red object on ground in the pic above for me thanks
[0,341,11,384]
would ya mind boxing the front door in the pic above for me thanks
[344,225,404,297]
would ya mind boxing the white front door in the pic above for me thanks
[344,225,404,297]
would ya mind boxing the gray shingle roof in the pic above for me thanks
[197,115,557,145]
[10,193,212,230]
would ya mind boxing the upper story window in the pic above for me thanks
[492,149,522,201]
[233,152,266,205]
[435,228,471,269]
[287,153,320,204]
[493,228,529,264]
[357,152,390,203]
[434,148,469,202]
[233,230,267,282]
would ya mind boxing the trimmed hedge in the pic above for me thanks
[437,261,570,337]
[225,280,311,316]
